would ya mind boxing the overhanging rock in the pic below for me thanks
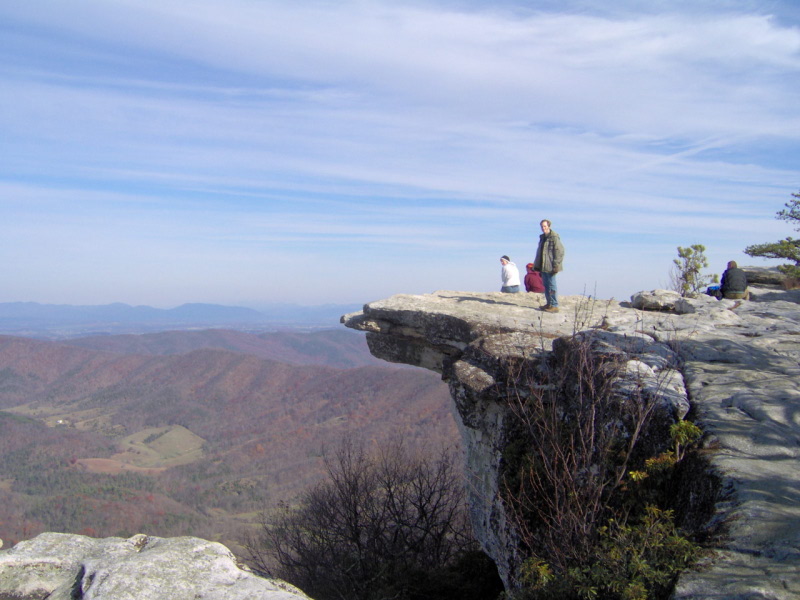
[343,289,800,598]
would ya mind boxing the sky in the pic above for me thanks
[2,0,799,308]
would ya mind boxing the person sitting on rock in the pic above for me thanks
[500,255,521,293]
[524,263,544,293]
[720,260,749,300]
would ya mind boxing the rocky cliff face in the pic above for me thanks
[342,287,800,599]
[0,532,309,600]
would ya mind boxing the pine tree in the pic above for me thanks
[744,191,800,281]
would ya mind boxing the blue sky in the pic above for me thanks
[2,0,799,307]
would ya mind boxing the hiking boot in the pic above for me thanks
[543,306,559,313]
[540,304,551,311]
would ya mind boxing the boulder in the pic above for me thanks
[0,532,310,600]
[630,289,681,311]
[742,266,785,288]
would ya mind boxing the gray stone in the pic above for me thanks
[674,293,723,314]
[342,287,800,599]
[749,285,800,304]
[631,289,682,311]
[742,266,785,288]
[0,532,310,600]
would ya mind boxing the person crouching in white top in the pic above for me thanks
[500,255,521,293]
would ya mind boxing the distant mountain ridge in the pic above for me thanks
[64,328,383,368]
[0,301,262,323]
[0,301,361,337]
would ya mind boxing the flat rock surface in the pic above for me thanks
[0,532,310,600]
[344,288,800,599]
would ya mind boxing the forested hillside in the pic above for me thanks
[0,330,457,551]
[63,328,384,368]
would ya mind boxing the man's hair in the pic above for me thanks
[540,219,551,227]
[728,260,738,269]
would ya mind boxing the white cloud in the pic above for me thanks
[0,0,798,305]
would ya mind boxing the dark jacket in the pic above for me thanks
[533,231,565,274]
[721,267,747,293]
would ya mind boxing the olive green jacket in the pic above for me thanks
[533,230,565,274]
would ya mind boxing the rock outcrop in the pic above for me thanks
[742,265,786,288]
[343,287,800,599]
[0,532,309,600]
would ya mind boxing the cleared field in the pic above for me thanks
[7,403,125,436]
[113,425,206,468]
[75,458,166,475]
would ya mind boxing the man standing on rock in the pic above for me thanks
[533,219,565,312]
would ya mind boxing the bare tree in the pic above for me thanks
[503,334,664,575]
[245,439,500,600]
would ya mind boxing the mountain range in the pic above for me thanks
[62,328,385,368]
[0,301,363,337]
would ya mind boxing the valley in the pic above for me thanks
[0,329,457,552]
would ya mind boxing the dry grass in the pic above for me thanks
[781,277,800,290]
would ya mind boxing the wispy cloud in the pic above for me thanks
[1,0,798,305]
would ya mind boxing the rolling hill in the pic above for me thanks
[0,329,457,551]
[62,328,385,368]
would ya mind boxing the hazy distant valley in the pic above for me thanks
[0,325,457,553]
[0,301,362,338]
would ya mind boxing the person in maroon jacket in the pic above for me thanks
[524,263,544,293]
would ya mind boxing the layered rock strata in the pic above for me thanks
[0,532,309,600]
[342,288,800,599]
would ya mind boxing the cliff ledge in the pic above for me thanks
[343,288,800,599]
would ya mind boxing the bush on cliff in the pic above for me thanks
[670,244,717,297]
[245,439,503,600]
[502,335,706,600]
